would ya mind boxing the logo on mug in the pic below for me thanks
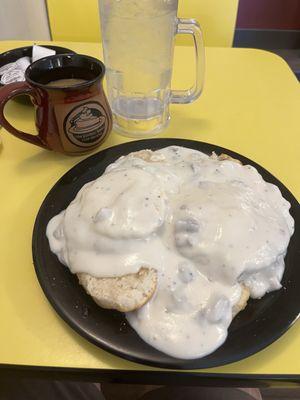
[64,101,108,147]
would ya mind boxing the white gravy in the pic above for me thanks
[46,146,294,359]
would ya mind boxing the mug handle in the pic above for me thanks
[0,81,48,149]
[171,18,205,104]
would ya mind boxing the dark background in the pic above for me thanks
[236,0,300,29]
[234,0,300,79]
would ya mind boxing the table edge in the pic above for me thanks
[1,41,299,385]
[230,46,300,85]
[0,363,300,387]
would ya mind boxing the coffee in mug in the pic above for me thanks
[45,78,88,87]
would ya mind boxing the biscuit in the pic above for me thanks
[78,267,157,312]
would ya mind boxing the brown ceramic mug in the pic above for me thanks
[0,54,113,155]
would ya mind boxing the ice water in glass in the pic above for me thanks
[99,0,178,136]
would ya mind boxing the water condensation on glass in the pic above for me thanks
[99,0,179,135]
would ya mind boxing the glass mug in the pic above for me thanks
[98,0,205,137]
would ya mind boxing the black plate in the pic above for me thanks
[32,139,300,369]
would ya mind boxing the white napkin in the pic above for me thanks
[1,69,26,84]
[32,45,56,63]
[15,56,31,70]
[0,46,56,85]
[0,62,15,75]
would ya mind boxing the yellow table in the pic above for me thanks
[0,41,300,385]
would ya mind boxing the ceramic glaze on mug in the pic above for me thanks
[0,54,112,155]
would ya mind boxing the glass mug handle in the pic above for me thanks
[171,18,205,104]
